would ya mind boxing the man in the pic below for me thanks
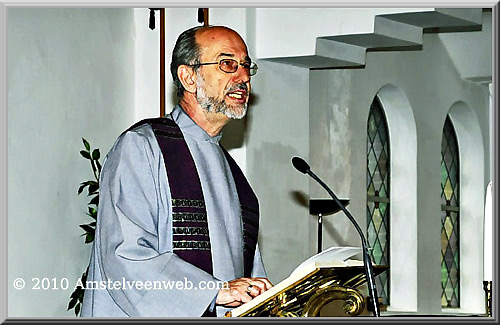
[80,25,271,317]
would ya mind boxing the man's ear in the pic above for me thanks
[177,65,197,94]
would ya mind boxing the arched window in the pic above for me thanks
[366,97,390,306]
[440,116,460,308]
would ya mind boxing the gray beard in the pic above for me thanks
[196,76,248,120]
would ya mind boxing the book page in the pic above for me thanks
[291,246,362,276]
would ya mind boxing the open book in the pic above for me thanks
[290,246,362,276]
[225,246,364,317]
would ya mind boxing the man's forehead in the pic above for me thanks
[196,26,248,57]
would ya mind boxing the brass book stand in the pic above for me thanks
[225,262,388,317]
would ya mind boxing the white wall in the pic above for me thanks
[248,26,490,315]
[439,11,492,82]
[254,8,433,58]
[376,85,418,312]
[246,61,312,283]
[8,8,136,316]
[133,8,159,121]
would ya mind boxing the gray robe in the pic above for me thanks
[80,105,266,317]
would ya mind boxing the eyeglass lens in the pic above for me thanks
[219,59,258,76]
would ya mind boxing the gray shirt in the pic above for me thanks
[80,105,266,317]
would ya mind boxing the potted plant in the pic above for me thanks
[68,138,101,316]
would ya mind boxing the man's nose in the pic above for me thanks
[232,65,251,84]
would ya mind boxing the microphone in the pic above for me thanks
[291,156,380,317]
[291,156,310,174]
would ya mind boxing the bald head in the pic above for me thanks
[195,26,247,48]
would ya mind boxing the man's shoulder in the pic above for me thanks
[110,121,157,155]
[100,123,158,169]
[121,116,177,139]
[123,117,172,134]
[120,122,153,142]
[108,115,182,160]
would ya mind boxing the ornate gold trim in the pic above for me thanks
[302,286,365,316]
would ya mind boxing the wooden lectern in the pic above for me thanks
[225,261,388,317]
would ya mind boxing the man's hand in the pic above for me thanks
[215,277,273,307]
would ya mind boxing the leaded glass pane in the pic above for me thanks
[440,116,460,308]
[366,97,390,306]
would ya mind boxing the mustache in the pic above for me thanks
[226,83,248,93]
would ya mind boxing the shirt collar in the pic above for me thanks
[171,105,223,144]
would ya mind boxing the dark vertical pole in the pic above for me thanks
[318,214,323,254]
[159,8,165,117]
[203,8,209,26]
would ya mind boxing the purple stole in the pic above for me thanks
[124,117,260,316]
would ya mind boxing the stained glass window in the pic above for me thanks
[366,97,390,306]
[441,116,460,308]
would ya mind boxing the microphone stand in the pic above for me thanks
[305,170,380,317]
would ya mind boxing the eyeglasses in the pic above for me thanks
[189,58,258,76]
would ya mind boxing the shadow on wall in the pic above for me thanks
[290,190,308,208]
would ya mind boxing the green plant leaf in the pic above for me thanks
[70,288,79,299]
[78,289,85,301]
[79,224,95,233]
[87,211,97,220]
[68,296,77,310]
[88,183,98,195]
[73,137,101,314]
[80,150,91,159]
[82,138,90,151]
[89,195,99,205]
[78,183,88,195]
[75,303,81,316]
[92,149,100,160]
[82,268,89,282]
[87,207,97,219]
[85,232,94,243]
